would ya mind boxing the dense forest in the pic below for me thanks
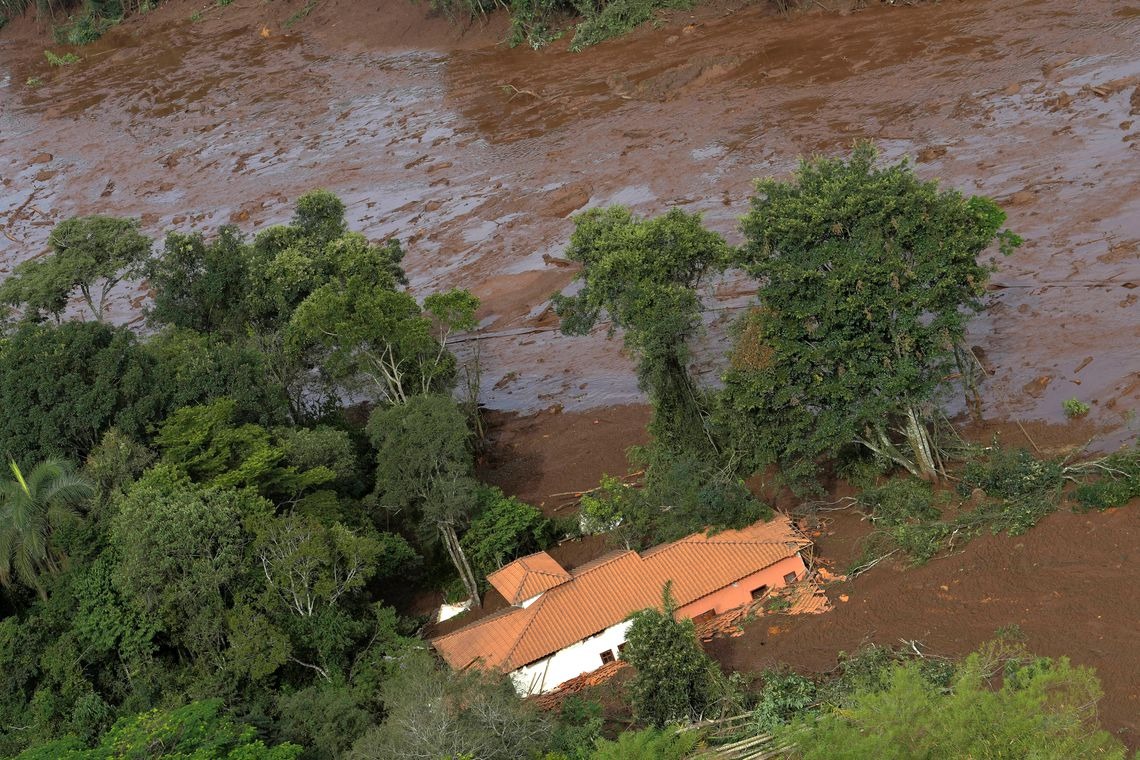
[0,143,1135,758]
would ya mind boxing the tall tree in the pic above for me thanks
[367,395,482,606]
[623,583,726,726]
[0,459,92,599]
[0,216,151,323]
[553,207,729,459]
[349,650,551,760]
[0,322,161,462]
[725,143,1020,486]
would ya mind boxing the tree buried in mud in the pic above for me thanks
[724,143,1021,487]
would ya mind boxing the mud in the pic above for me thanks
[709,505,1140,747]
[2,0,1140,741]
[1,0,1136,433]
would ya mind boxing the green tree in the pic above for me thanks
[777,651,1128,759]
[145,328,289,427]
[251,514,382,620]
[144,225,250,334]
[589,726,699,760]
[0,459,93,599]
[0,322,161,462]
[623,583,724,726]
[460,486,554,582]
[367,394,482,605]
[13,699,303,759]
[153,398,333,501]
[349,650,551,760]
[0,216,151,323]
[553,207,729,459]
[110,468,261,663]
[725,143,1021,487]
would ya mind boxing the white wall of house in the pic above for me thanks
[510,619,633,696]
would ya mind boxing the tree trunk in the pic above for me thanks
[902,404,938,482]
[439,522,481,608]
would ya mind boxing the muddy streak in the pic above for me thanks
[1,0,1138,433]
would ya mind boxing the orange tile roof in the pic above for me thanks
[487,551,572,605]
[433,516,810,673]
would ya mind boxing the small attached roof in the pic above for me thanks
[487,551,572,605]
[433,516,810,674]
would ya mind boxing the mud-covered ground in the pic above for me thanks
[2,0,1139,747]
[2,0,1137,426]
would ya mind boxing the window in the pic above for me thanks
[600,649,616,664]
[750,584,769,600]
[617,643,627,657]
[783,571,798,584]
[692,609,716,624]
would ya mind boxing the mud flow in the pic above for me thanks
[2,0,1137,434]
[2,0,1139,745]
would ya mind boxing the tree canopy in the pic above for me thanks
[722,143,1020,487]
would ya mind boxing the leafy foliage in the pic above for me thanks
[0,459,93,599]
[0,216,150,323]
[13,699,303,759]
[368,394,482,603]
[751,669,817,734]
[554,206,728,461]
[723,142,1020,488]
[0,322,160,462]
[570,0,690,50]
[154,398,333,500]
[349,650,552,760]
[589,725,699,759]
[461,486,556,581]
[623,583,727,726]
[776,649,1127,759]
[1071,447,1140,511]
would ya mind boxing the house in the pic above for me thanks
[431,516,812,696]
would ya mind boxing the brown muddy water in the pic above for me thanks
[0,0,1138,440]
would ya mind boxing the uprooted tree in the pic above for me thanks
[722,142,1021,488]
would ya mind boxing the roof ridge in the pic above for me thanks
[501,594,547,669]
[569,549,637,578]
[432,604,530,643]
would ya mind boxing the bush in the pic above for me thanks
[1070,448,1140,511]
[1063,397,1091,418]
[752,669,817,733]
[570,0,690,50]
[959,447,1063,501]
[859,478,941,527]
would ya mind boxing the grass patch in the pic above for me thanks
[44,50,81,66]
[570,0,691,50]
[284,0,317,27]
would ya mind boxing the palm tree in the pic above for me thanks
[0,459,93,600]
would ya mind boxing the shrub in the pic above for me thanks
[1063,397,1091,418]
[958,446,1063,501]
[1070,448,1140,511]
[43,50,80,66]
[570,0,691,50]
[859,478,941,527]
[752,669,817,733]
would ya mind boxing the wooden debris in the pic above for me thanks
[529,659,629,712]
